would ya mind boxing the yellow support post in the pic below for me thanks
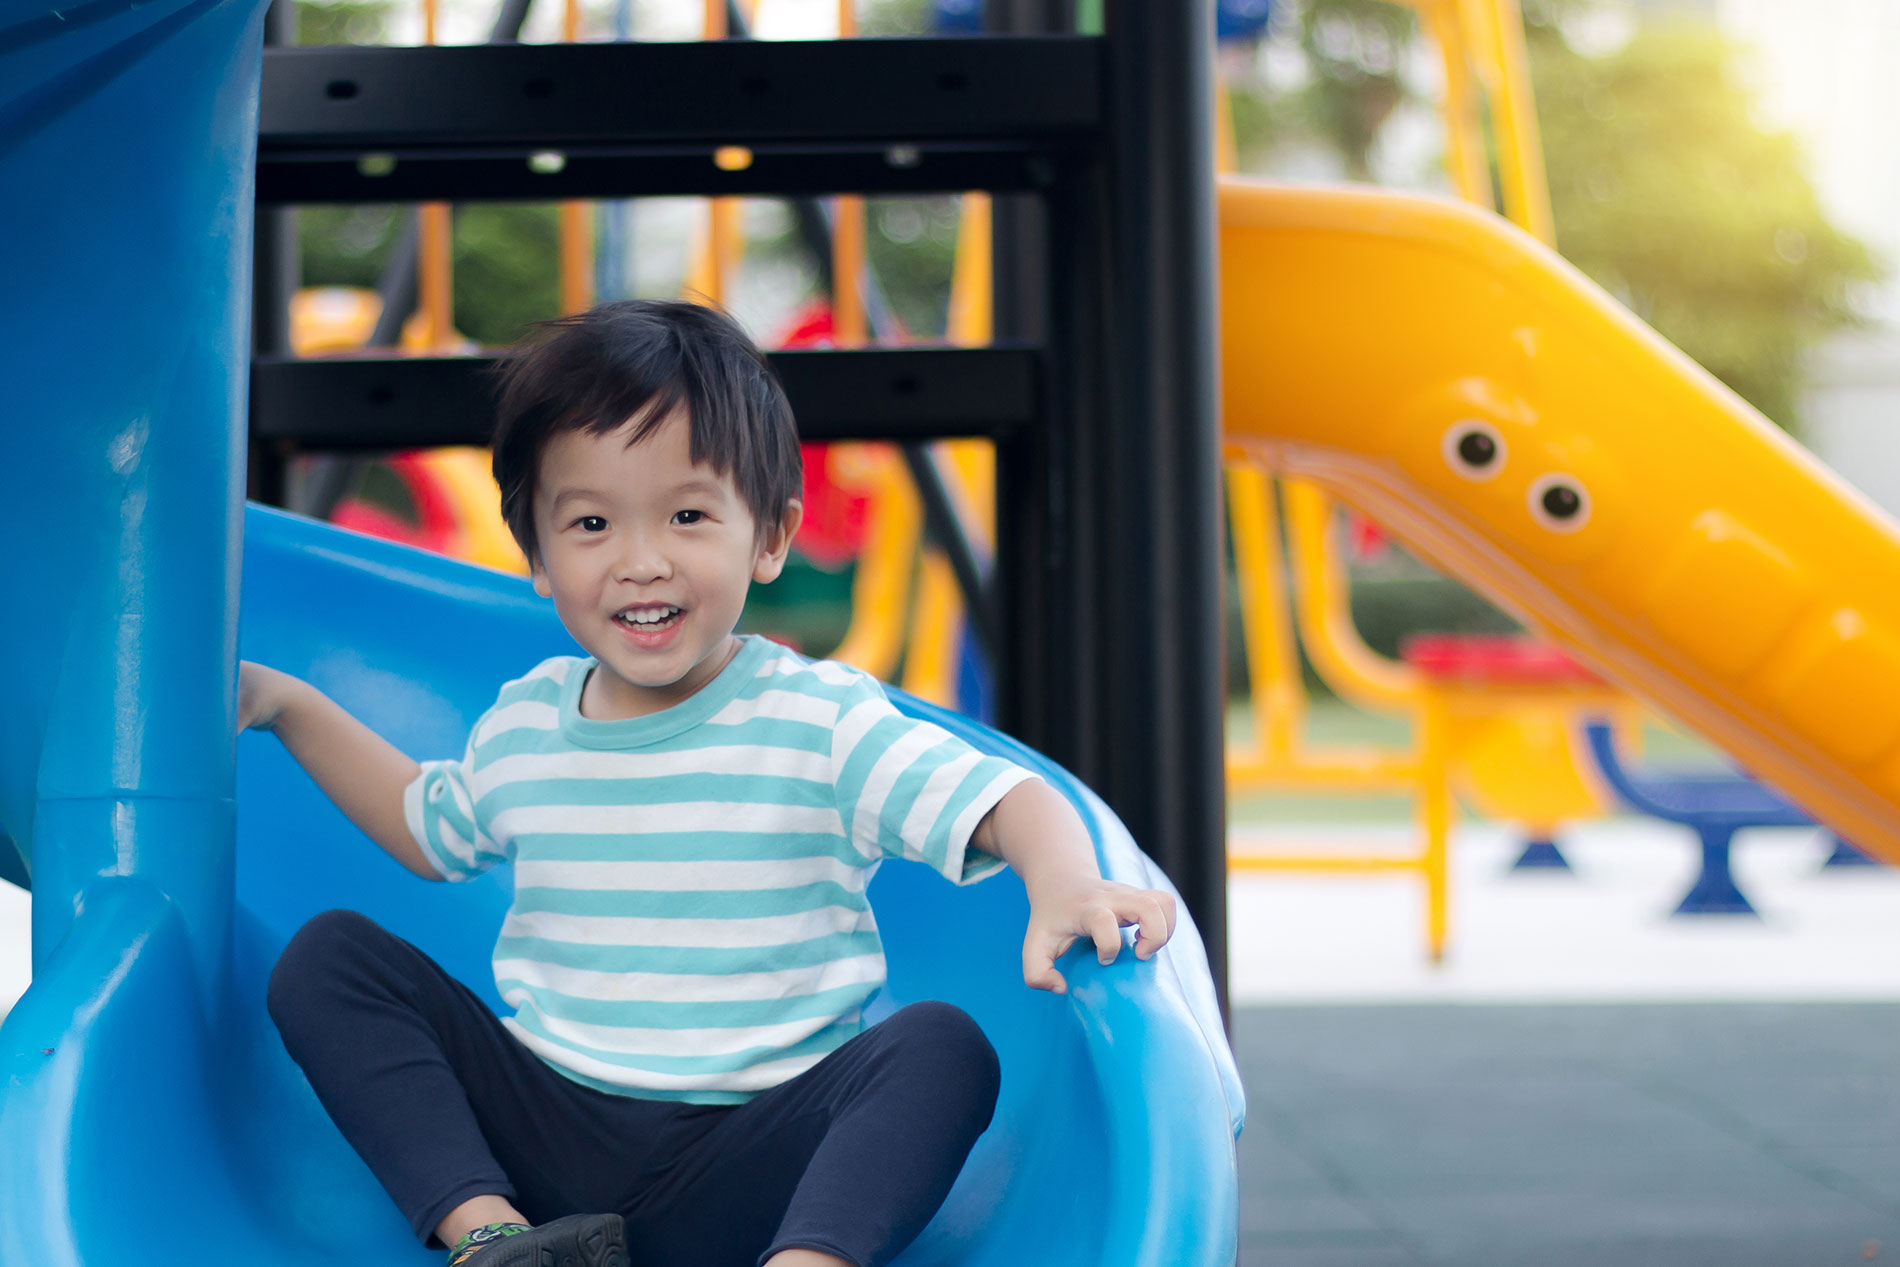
[899,556,961,705]
[686,0,738,305]
[1282,478,1422,713]
[1418,689,1453,964]
[414,0,454,351]
[826,448,921,681]
[1225,461,1305,769]
[1453,0,1554,242]
[948,194,992,347]
[1419,0,1494,207]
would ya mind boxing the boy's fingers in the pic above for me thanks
[1132,894,1173,958]
[1022,932,1069,993]
[1087,906,1122,964]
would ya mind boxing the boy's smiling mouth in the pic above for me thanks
[614,603,683,633]
[615,603,681,625]
[611,602,687,653]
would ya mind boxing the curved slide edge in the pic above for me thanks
[1219,177,1900,864]
[900,692,1245,1267]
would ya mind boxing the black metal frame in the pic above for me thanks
[257,39,1096,203]
[248,8,1227,1015]
[251,348,1039,449]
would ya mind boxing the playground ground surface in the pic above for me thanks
[3,704,1896,1262]
[1227,700,1900,1263]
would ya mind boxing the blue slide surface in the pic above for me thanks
[0,1,1243,1262]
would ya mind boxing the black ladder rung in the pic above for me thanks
[250,347,1041,449]
[261,38,1099,149]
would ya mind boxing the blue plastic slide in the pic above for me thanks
[0,2,1242,1262]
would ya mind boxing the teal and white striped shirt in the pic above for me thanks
[402,634,1034,1103]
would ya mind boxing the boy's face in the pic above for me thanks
[529,408,800,719]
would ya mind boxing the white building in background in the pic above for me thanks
[1712,0,1900,518]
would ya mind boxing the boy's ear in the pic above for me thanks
[752,499,805,584]
[529,554,552,599]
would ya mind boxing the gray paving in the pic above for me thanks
[1233,1004,1900,1266]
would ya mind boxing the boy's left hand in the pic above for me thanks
[1021,878,1177,994]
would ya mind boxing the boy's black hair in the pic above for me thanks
[489,299,803,564]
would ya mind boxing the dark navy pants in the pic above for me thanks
[266,910,1000,1267]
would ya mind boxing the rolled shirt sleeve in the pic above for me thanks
[830,672,1037,885]
[402,738,508,882]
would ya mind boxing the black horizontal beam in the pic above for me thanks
[257,144,1062,204]
[258,38,1098,202]
[250,347,1040,449]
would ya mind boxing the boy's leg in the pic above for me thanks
[265,908,671,1245]
[619,1000,1000,1267]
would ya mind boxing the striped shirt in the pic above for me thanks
[401,634,1035,1103]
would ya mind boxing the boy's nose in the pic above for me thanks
[614,535,673,584]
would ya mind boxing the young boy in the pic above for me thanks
[240,299,1178,1267]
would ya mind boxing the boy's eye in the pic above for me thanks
[575,516,608,533]
[673,509,704,525]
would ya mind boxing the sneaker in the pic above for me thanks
[450,1214,628,1267]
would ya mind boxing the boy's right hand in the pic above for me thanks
[232,661,434,878]
[237,660,302,734]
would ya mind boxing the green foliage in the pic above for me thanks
[866,199,960,338]
[1293,0,1419,179]
[299,205,401,290]
[451,205,564,344]
[297,0,391,44]
[859,0,934,36]
[298,204,562,348]
[1224,0,1420,178]
[1525,16,1882,428]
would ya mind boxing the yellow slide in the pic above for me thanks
[1219,177,1900,864]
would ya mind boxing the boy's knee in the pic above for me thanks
[889,1000,1000,1105]
[266,908,382,1023]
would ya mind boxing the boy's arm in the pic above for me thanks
[238,661,440,880]
[971,778,1177,994]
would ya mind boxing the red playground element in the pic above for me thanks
[774,299,872,569]
[1347,513,1390,562]
[1400,633,1606,687]
[776,298,837,350]
[332,453,459,555]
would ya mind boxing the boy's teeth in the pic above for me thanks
[621,607,679,625]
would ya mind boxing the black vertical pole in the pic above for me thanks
[999,150,1105,782]
[987,0,1062,763]
[248,0,298,507]
[1099,0,1228,1015]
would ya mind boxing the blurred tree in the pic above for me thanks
[860,0,934,36]
[297,0,392,44]
[298,204,562,347]
[1295,0,1419,179]
[1225,0,1420,178]
[1524,7,1882,429]
[452,205,563,344]
[299,205,400,291]
[866,198,960,338]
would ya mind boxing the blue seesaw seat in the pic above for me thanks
[1582,720,1817,916]
[0,508,1243,1265]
